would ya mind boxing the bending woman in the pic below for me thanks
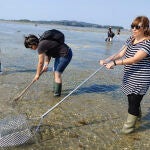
[24,31,72,97]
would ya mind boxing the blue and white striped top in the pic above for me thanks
[121,37,150,95]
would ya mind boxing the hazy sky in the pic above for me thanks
[0,0,149,29]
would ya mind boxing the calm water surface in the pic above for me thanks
[0,21,149,150]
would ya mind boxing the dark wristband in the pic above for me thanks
[113,60,116,66]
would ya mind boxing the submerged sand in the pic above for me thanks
[0,67,150,150]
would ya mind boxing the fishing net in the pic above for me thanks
[0,114,32,147]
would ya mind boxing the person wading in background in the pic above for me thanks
[0,60,2,73]
[117,28,121,35]
[24,29,73,97]
[105,27,115,42]
[100,16,150,134]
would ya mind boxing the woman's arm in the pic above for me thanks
[112,45,127,60]
[44,55,51,66]
[33,53,45,81]
[120,50,148,65]
[106,49,148,69]
[100,45,127,65]
[43,55,51,71]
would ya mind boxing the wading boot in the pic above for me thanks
[54,82,62,97]
[52,81,55,92]
[137,107,142,121]
[121,113,137,134]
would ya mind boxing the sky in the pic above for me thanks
[0,0,149,29]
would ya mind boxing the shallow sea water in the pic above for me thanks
[0,21,150,150]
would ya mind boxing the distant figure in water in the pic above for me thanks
[0,49,2,73]
[0,60,2,74]
[0,61,1,72]
[116,28,121,41]
[105,27,115,42]
[117,28,121,35]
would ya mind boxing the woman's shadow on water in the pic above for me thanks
[64,84,119,95]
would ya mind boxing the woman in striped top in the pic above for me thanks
[100,16,150,134]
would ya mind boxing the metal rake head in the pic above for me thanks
[0,114,32,147]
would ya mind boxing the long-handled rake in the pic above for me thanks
[0,65,105,148]
[13,80,35,101]
[13,71,44,101]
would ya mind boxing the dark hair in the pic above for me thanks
[132,16,150,36]
[24,34,39,48]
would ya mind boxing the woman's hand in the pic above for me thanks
[99,60,107,65]
[42,64,48,72]
[105,61,115,69]
[100,59,115,69]
[33,74,40,81]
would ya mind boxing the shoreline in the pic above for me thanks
[0,19,130,35]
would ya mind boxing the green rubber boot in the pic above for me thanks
[121,113,137,134]
[54,83,62,97]
[52,81,55,92]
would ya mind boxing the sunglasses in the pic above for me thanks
[131,24,142,30]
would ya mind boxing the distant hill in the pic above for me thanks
[0,19,124,29]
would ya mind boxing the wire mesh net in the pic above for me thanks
[0,114,32,148]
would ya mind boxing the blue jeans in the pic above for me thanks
[54,48,72,73]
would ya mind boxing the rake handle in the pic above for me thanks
[14,71,44,101]
[41,65,104,118]
[14,80,35,101]
[41,54,119,118]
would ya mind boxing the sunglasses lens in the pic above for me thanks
[131,25,134,29]
[131,24,141,30]
[136,26,141,29]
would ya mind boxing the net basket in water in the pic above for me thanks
[0,114,32,148]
